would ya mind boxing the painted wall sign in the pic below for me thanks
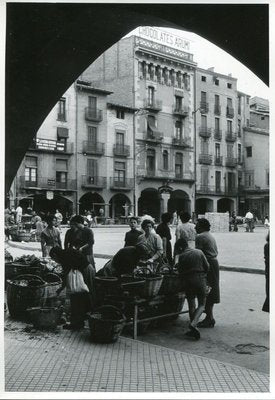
[138,27,190,52]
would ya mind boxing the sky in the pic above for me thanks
[125,26,269,100]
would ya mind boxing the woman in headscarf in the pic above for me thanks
[195,218,220,328]
[50,246,95,330]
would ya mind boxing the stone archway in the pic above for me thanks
[195,198,214,215]
[19,194,73,220]
[217,198,234,213]
[109,193,131,220]
[168,189,191,215]
[6,4,268,194]
[138,188,160,222]
[79,192,105,215]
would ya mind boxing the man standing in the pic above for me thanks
[245,210,254,232]
[124,217,143,247]
[15,204,23,224]
[175,238,209,340]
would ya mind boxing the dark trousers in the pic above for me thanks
[70,292,92,327]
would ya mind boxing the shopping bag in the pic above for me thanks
[66,269,89,294]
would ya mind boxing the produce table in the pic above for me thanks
[104,291,187,340]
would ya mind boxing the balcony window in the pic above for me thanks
[201,168,209,187]
[245,172,254,188]
[147,149,155,173]
[201,75,206,82]
[201,138,209,154]
[87,159,98,181]
[175,120,183,140]
[227,120,232,133]
[215,143,221,158]
[215,117,220,131]
[201,91,206,103]
[114,161,126,184]
[215,171,221,192]
[175,152,183,178]
[163,150,169,170]
[116,131,125,146]
[175,96,182,112]
[148,86,155,106]
[57,98,66,121]
[56,159,68,188]
[238,144,242,162]
[88,126,97,143]
[88,96,97,110]
[227,144,234,158]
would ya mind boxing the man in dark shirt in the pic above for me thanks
[175,238,209,340]
[124,217,143,247]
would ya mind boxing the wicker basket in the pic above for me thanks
[27,306,62,330]
[6,274,46,319]
[159,273,181,295]
[120,275,146,297]
[88,305,126,343]
[141,274,163,298]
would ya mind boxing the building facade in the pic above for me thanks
[81,34,197,220]
[241,97,269,220]
[194,67,250,215]
[10,31,269,223]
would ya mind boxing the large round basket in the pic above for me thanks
[27,306,62,330]
[88,305,126,343]
[6,274,47,319]
[43,273,63,306]
[141,274,163,298]
[120,275,146,297]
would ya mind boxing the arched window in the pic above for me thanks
[163,150,169,170]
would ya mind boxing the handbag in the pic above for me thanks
[66,269,89,294]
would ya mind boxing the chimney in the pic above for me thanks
[207,67,214,72]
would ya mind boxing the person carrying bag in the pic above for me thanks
[50,247,95,330]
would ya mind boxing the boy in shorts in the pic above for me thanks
[175,238,209,340]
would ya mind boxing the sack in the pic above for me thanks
[66,269,89,294]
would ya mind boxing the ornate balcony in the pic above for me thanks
[82,175,106,189]
[226,106,234,118]
[143,99,162,112]
[82,141,105,155]
[113,144,130,157]
[200,101,209,113]
[20,176,77,191]
[214,129,222,140]
[225,157,237,167]
[214,105,221,115]
[144,130,163,143]
[214,156,223,166]
[137,169,194,182]
[199,154,212,165]
[225,132,237,142]
[85,107,103,122]
[172,106,189,117]
[172,137,192,148]
[29,138,74,154]
[110,178,134,191]
[199,127,212,138]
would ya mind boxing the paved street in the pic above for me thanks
[6,224,268,270]
[4,225,270,393]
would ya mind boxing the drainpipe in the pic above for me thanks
[193,69,197,220]
[75,84,79,214]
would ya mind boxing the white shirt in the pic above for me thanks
[245,212,253,219]
[16,206,22,215]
